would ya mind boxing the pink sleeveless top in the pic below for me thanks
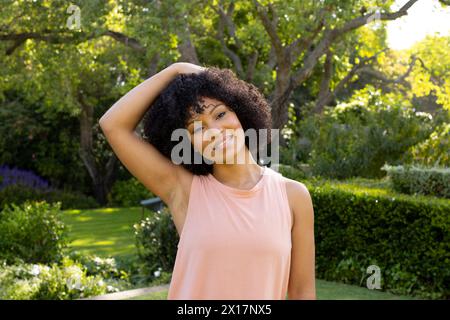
[167,166,293,300]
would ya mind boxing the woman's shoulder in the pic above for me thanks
[283,177,310,199]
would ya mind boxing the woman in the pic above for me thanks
[99,62,316,300]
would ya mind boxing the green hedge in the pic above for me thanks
[282,165,449,299]
[0,184,99,210]
[304,180,449,299]
[382,164,450,199]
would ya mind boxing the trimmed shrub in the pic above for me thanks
[0,184,99,210]
[304,180,449,299]
[108,178,154,207]
[382,164,450,199]
[0,201,69,264]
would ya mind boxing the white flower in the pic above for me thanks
[66,275,82,290]
[30,264,40,276]
[107,285,117,292]
[94,257,103,264]
[154,270,161,278]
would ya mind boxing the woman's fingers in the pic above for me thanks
[173,62,206,75]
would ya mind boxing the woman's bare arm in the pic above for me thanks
[101,63,175,130]
[286,179,316,300]
[98,63,203,210]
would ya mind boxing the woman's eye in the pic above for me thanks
[216,111,226,119]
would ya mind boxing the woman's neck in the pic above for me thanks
[211,149,264,189]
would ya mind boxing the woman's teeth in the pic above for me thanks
[215,135,233,150]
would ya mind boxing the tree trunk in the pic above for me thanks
[78,97,118,205]
[177,26,199,64]
[270,62,293,131]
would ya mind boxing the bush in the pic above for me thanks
[134,207,178,281]
[0,257,119,300]
[66,251,130,282]
[0,201,69,265]
[291,87,434,179]
[382,164,450,199]
[277,164,310,181]
[0,184,99,210]
[304,180,450,299]
[405,122,450,167]
[108,178,154,207]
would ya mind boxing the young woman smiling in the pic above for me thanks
[99,62,316,300]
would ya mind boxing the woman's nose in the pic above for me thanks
[204,127,223,141]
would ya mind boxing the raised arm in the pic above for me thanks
[99,62,203,212]
[99,63,202,130]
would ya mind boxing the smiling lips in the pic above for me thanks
[213,134,234,151]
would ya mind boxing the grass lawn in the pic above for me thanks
[61,206,151,258]
[126,279,417,300]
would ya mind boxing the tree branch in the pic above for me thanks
[253,0,284,59]
[286,9,326,61]
[292,0,418,87]
[102,30,145,52]
[338,0,418,35]
[216,1,243,50]
[215,9,244,77]
[358,54,418,87]
[314,50,425,113]
[0,29,146,55]
[315,49,333,111]
[246,50,259,82]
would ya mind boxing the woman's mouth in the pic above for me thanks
[213,134,234,151]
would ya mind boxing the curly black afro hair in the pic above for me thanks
[142,66,272,176]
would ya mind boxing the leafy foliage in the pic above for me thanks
[134,207,179,281]
[0,257,118,300]
[0,184,99,211]
[0,201,68,264]
[288,87,434,179]
[405,123,450,167]
[107,177,154,207]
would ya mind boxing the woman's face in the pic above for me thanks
[186,96,246,164]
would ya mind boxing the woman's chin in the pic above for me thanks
[211,148,248,164]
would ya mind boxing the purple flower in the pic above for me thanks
[0,164,54,191]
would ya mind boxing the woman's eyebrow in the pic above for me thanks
[187,104,224,125]
[206,104,223,114]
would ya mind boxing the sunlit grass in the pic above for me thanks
[126,279,418,300]
[61,206,153,258]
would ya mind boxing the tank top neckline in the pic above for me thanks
[206,166,268,197]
